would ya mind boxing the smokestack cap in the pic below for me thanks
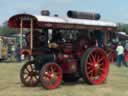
[41,10,50,16]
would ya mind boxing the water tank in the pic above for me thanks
[67,10,101,20]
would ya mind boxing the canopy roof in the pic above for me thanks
[8,13,117,31]
[117,32,128,39]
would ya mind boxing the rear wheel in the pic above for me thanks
[20,61,39,87]
[40,63,63,89]
[81,47,109,85]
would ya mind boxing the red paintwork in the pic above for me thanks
[57,42,78,74]
[61,59,77,74]
[8,13,117,89]
[40,63,62,89]
[8,14,116,31]
[20,49,32,55]
[84,48,109,84]
[26,31,44,49]
[125,51,128,62]
[8,14,37,28]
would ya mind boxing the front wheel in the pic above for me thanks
[20,61,39,87]
[39,63,63,89]
[81,47,109,85]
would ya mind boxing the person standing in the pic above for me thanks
[116,42,128,67]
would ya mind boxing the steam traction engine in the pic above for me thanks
[8,10,117,89]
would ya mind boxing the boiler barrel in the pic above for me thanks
[67,10,101,20]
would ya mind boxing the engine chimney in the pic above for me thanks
[41,10,50,16]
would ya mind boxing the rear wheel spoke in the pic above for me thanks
[88,69,94,75]
[90,54,96,62]
[87,62,93,66]
[97,57,105,63]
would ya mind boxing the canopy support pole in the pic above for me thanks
[20,18,23,49]
[30,18,33,49]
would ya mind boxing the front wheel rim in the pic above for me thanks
[20,62,39,87]
[40,63,62,89]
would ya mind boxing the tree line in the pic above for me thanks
[0,21,18,36]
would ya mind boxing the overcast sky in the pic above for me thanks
[0,0,128,25]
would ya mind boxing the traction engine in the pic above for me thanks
[8,10,117,89]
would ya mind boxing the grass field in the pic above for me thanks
[0,62,128,96]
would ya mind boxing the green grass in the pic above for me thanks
[0,63,128,96]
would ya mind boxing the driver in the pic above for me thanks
[49,29,63,49]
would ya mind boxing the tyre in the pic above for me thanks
[81,47,109,85]
[39,62,63,89]
[20,61,39,87]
